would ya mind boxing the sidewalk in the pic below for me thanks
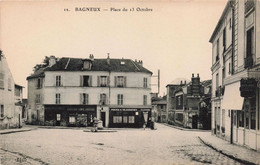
[162,122,260,165]
[198,134,260,165]
[0,125,38,135]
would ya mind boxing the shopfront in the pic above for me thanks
[44,105,97,127]
[109,108,151,128]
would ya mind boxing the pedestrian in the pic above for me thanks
[143,122,146,130]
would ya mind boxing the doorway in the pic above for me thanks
[101,112,106,127]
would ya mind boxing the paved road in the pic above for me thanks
[0,124,243,165]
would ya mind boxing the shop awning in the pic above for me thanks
[222,81,244,110]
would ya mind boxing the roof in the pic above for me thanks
[201,79,212,87]
[167,78,189,86]
[209,1,230,42]
[27,57,152,79]
[15,84,24,88]
[152,99,167,105]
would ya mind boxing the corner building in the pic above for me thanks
[210,0,260,151]
[27,55,152,128]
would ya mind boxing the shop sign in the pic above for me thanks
[140,109,151,111]
[240,78,256,97]
[111,108,137,111]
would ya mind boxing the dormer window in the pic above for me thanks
[120,61,125,65]
[83,60,92,70]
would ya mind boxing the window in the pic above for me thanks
[222,109,225,133]
[80,76,92,87]
[229,18,232,29]
[37,78,42,89]
[246,27,254,57]
[0,105,4,118]
[143,95,147,105]
[57,114,61,121]
[117,94,123,105]
[216,73,219,89]
[80,93,89,104]
[237,111,244,127]
[123,116,128,123]
[36,94,41,104]
[8,78,11,91]
[69,116,76,123]
[115,76,126,87]
[143,78,148,88]
[0,73,4,89]
[100,94,106,105]
[83,61,92,70]
[223,28,226,51]
[178,97,181,106]
[98,76,108,87]
[56,76,61,86]
[216,39,219,62]
[129,116,135,123]
[56,93,61,104]
[113,116,122,123]
[228,63,231,74]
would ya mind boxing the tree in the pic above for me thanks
[33,56,51,72]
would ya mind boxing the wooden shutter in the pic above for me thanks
[97,76,100,87]
[114,76,117,87]
[80,93,83,104]
[107,76,110,86]
[124,76,127,87]
[86,94,89,104]
[89,76,92,87]
[80,76,83,86]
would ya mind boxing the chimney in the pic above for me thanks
[192,73,200,86]
[89,54,94,61]
[192,73,194,77]
[49,55,56,67]
[197,73,199,77]
[107,53,110,65]
[138,60,143,66]
[180,81,182,85]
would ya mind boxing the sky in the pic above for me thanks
[0,0,227,98]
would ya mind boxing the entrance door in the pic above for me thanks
[101,112,106,127]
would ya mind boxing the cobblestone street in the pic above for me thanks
[0,124,243,165]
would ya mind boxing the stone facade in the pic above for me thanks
[210,0,260,151]
[27,55,152,128]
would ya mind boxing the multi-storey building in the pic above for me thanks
[210,0,260,151]
[0,52,22,129]
[167,74,211,129]
[152,98,167,123]
[26,55,152,128]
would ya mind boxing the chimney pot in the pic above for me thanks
[197,73,199,77]
[192,73,194,77]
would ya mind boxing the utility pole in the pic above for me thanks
[151,69,160,96]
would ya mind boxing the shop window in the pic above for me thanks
[113,116,122,123]
[80,75,92,87]
[0,105,4,117]
[0,73,4,89]
[129,116,135,123]
[57,114,61,121]
[69,116,75,123]
[117,94,123,105]
[143,78,148,88]
[237,111,244,127]
[56,93,61,104]
[123,116,128,123]
[233,111,237,126]
[250,97,256,130]
[56,75,61,86]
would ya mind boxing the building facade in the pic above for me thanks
[152,98,167,123]
[27,55,152,128]
[0,52,21,129]
[210,0,260,151]
[167,75,211,129]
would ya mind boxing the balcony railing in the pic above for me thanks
[245,0,255,13]
[244,56,253,68]
[215,86,225,97]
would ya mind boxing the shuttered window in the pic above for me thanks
[0,73,4,89]
[80,93,89,104]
